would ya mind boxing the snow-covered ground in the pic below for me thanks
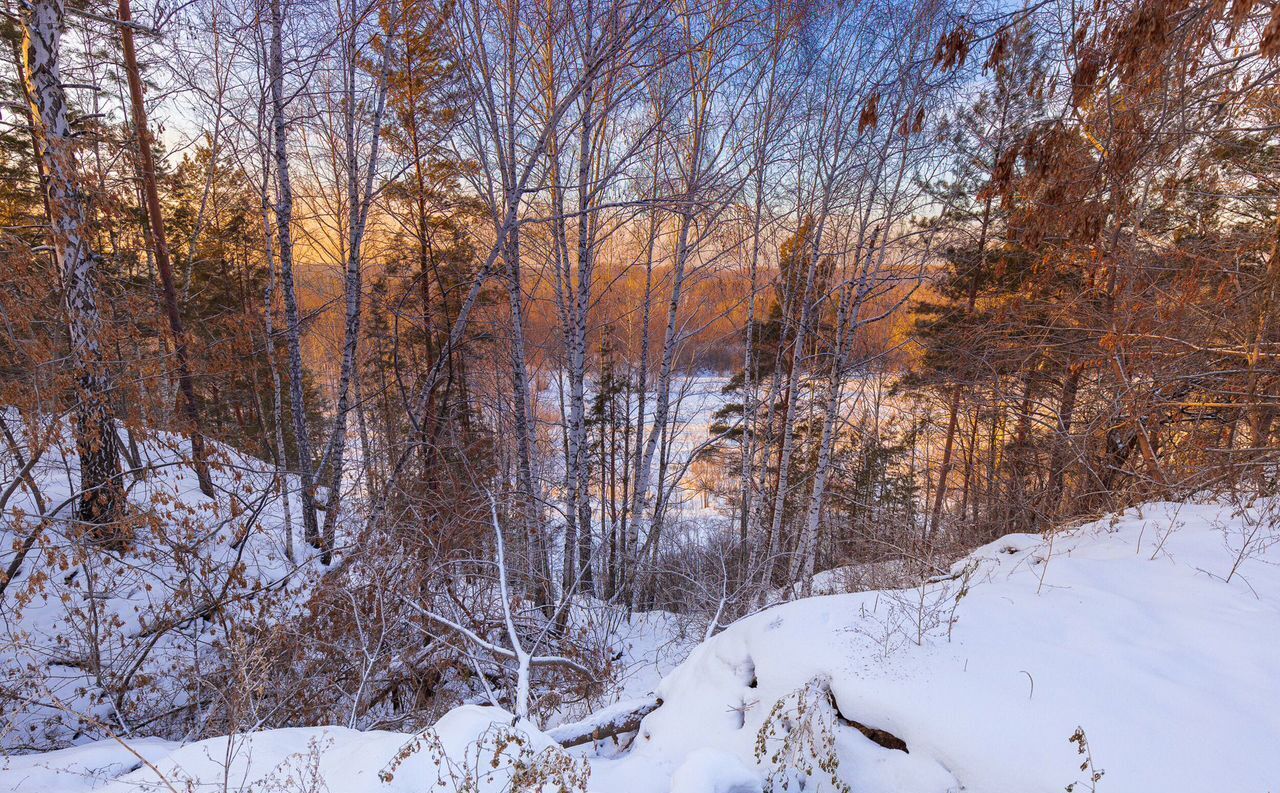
[597,498,1280,793]
[6,497,1278,792]
[0,414,315,751]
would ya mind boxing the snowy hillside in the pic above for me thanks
[0,415,315,751]
[598,499,1280,793]
[5,498,1278,792]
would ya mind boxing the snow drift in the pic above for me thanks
[595,499,1280,793]
[5,498,1279,792]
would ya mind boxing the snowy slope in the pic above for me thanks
[594,499,1280,793]
[0,414,315,751]
[5,498,1278,792]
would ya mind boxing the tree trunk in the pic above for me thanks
[928,386,962,535]
[260,178,295,562]
[790,250,868,593]
[623,170,659,606]
[20,0,125,535]
[118,0,214,499]
[1043,366,1081,522]
[761,216,826,595]
[629,207,695,610]
[269,0,320,548]
[318,10,391,563]
[563,49,597,598]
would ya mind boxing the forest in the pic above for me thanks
[0,0,1278,789]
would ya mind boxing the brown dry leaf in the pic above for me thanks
[1072,50,1103,108]
[1263,2,1280,58]
[1228,0,1257,37]
[858,93,880,134]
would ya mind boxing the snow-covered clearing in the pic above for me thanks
[6,498,1278,792]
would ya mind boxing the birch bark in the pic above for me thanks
[20,0,125,533]
[269,0,321,548]
[318,0,393,562]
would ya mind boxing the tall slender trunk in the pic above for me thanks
[629,208,695,610]
[929,193,991,535]
[1238,199,1280,489]
[260,175,295,562]
[505,231,539,571]
[565,41,597,597]
[744,292,789,592]
[269,0,320,548]
[928,386,962,532]
[959,404,979,524]
[1006,367,1037,532]
[1044,366,1081,522]
[790,277,856,593]
[737,23,788,596]
[623,167,659,605]
[20,0,124,534]
[738,131,772,589]
[318,4,392,563]
[118,0,213,498]
[761,216,826,594]
[627,47,719,606]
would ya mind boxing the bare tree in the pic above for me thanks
[267,0,322,548]
[315,0,395,562]
[117,0,216,498]
[19,0,125,533]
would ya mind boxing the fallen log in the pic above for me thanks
[548,695,662,748]
[826,686,908,753]
[840,716,909,753]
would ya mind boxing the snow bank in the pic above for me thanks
[2,705,574,792]
[102,705,577,793]
[593,499,1280,793]
[6,498,1278,792]
[1,737,180,791]
[669,748,761,793]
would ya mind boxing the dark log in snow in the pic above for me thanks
[548,695,662,748]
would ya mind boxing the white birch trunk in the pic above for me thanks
[260,160,295,562]
[269,0,320,548]
[760,214,827,594]
[789,284,851,593]
[20,0,124,531]
[318,2,393,562]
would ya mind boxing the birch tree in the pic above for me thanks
[787,0,950,593]
[267,0,323,548]
[19,0,125,533]
[315,0,395,562]
[447,0,669,607]
[626,0,754,608]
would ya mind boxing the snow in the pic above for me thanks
[103,705,573,793]
[0,413,317,750]
[669,748,762,793]
[3,706,568,792]
[592,499,1280,793]
[1,737,180,791]
[605,610,697,702]
[5,497,1280,792]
